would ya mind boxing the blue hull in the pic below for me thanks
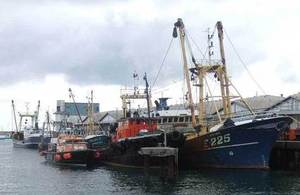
[181,116,292,169]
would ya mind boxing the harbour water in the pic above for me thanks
[1,140,300,195]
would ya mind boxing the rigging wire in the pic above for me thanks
[185,32,197,65]
[223,29,267,95]
[204,77,222,122]
[186,30,206,59]
[186,25,217,60]
[139,38,174,110]
[151,38,174,89]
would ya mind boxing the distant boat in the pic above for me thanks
[44,134,96,167]
[11,100,51,149]
[0,134,10,140]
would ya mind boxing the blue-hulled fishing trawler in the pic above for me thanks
[172,18,292,169]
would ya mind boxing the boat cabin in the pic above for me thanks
[115,118,157,141]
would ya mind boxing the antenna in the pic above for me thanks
[133,71,139,95]
[206,28,214,65]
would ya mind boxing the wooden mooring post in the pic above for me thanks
[139,147,178,180]
[270,140,300,170]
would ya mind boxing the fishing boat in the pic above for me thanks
[44,134,96,167]
[0,134,10,140]
[102,74,185,168]
[11,100,51,149]
[84,134,110,163]
[171,18,292,169]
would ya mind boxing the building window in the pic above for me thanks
[57,106,61,112]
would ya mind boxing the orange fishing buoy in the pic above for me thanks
[288,129,297,141]
[55,154,62,161]
[63,153,72,160]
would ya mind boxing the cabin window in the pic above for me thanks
[163,118,167,123]
[179,117,184,123]
[160,118,163,124]
[185,116,189,122]
[174,117,178,123]
[296,101,300,110]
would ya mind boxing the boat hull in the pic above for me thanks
[45,150,94,167]
[180,116,292,169]
[13,136,51,149]
[13,140,39,149]
[102,132,185,168]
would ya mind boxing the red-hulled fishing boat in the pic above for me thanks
[102,74,185,168]
[44,134,98,167]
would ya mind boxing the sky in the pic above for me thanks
[0,0,300,130]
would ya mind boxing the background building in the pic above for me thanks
[54,100,100,130]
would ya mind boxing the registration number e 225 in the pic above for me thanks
[208,133,231,147]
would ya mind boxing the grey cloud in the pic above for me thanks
[0,0,278,88]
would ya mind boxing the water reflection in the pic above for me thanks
[1,140,300,195]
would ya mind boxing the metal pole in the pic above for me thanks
[35,100,40,129]
[11,100,19,132]
[143,73,151,120]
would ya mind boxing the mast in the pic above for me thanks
[11,100,19,132]
[91,90,94,133]
[173,19,233,134]
[87,90,95,135]
[46,111,51,136]
[34,100,40,129]
[216,21,232,117]
[143,73,151,120]
[120,72,150,119]
[68,88,84,124]
[173,18,196,127]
